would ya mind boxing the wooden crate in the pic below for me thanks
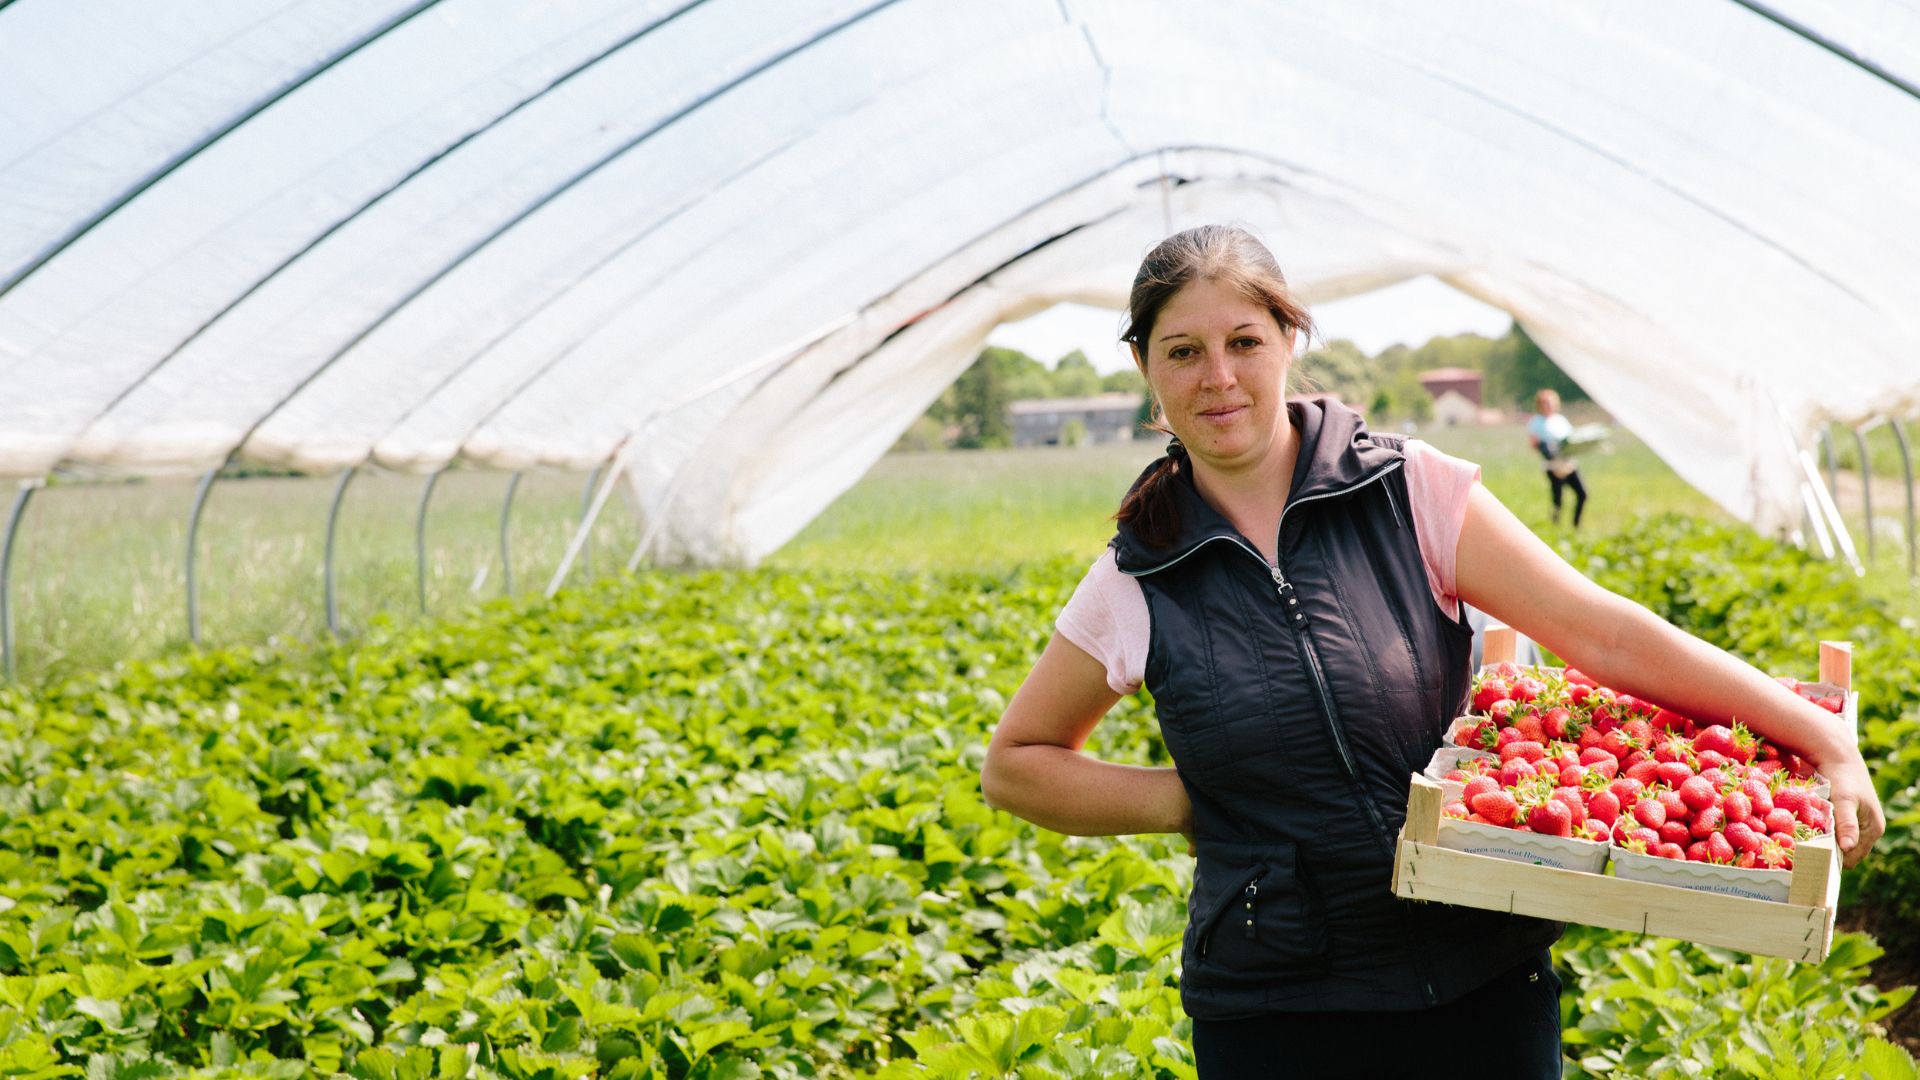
[1389,637,1850,963]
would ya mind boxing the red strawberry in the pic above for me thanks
[1706,832,1736,863]
[1770,833,1796,851]
[1772,785,1811,815]
[1462,775,1500,802]
[1608,777,1646,806]
[1489,661,1523,679]
[1488,699,1518,723]
[1800,805,1830,833]
[1564,667,1598,688]
[1722,790,1753,825]
[1624,718,1655,746]
[1759,838,1793,870]
[1694,725,1739,759]
[1471,678,1512,712]
[1651,707,1693,733]
[1631,797,1667,830]
[1510,676,1547,704]
[1551,786,1588,827]
[1444,800,1471,819]
[1558,763,1587,788]
[1625,758,1662,786]
[1690,804,1725,840]
[1696,750,1732,772]
[1541,707,1574,741]
[1499,740,1547,764]
[1600,729,1636,759]
[1620,750,1653,773]
[1816,695,1844,714]
[1629,826,1661,848]
[1659,821,1692,847]
[1678,776,1718,813]
[1585,789,1621,826]
[1470,790,1520,826]
[1496,726,1526,748]
[1568,683,1592,705]
[1498,761,1538,788]
[1658,842,1688,860]
[1586,757,1619,782]
[1527,800,1574,838]
[1686,840,1711,862]
[1656,789,1689,823]
[1581,819,1611,842]
[1512,713,1547,744]
[1740,778,1773,817]
[1579,746,1613,767]
[1735,851,1759,869]
[1763,807,1797,835]
[1578,728,1608,753]
[1724,821,1764,856]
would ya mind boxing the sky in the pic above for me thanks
[985,275,1516,373]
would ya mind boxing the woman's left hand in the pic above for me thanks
[1816,745,1886,868]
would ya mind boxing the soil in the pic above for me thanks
[1838,906,1920,1057]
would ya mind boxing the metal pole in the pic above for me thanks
[2,482,40,680]
[415,468,443,615]
[185,467,219,645]
[1821,426,1838,504]
[499,472,523,596]
[1893,418,1916,579]
[578,465,602,582]
[325,466,358,636]
[546,450,628,598]
[1853,426,1875,564]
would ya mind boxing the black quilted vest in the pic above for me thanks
[1112,398,1562,1018]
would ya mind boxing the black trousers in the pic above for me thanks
[1190,950,1564,1079]
[1549,469,1587,526]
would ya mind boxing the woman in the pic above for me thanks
[1528,388,1587,527]
[978,225,1883,1078]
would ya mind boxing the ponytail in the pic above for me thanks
[1115,437,1186,549]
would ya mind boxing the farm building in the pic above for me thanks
[1008,393,1143,446]
[1418,367,1485,427]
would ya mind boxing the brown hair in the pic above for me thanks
[1115,225,1317,548]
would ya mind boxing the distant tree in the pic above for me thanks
[1051,350,1103,398]
[951,347,1025,448]
[1297,338,1371,403]
[1100,367,1147,395]
[1483,322,1588,408]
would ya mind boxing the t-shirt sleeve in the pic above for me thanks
[1402,439,1481,622]
[1054,547,1149,696]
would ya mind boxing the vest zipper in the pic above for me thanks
[1199,869,1267,958]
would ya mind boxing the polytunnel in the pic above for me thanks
[3,0,1919,582]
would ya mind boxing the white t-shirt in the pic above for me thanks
[1054,439,1480,696]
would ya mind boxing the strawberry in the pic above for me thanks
[1693,725,1739,760]
[1470,790,1521,826]
[1600,729,1636,759]
[1512,712,1547,744]
[1706,832,1736,863]
[1579,746,1613,767]
[1551,786,1588,827]
[1578,727,1608,753]
[1629,826,1661,848]
[1721,790,1753,825]
[1650,707,1693,733]
[1659,821,1691,847]
[1567,683,1592,706]
[1763,807,1797,835]
[1558,763,1587,788]
[1540,706,1574,741]
[1444,800,1471,819]
[1496,726,1527,748]
[1499,740,1547,764]
[1580,819,1611,842]
[1816,695,1844,714]
[1489,661,1523,679]
[1564,667,1598,688]
[1678,776,1718,813]
[1623,758,1661,786]
[1695,749,1732,772]
[1631,796,1666,830]
[1735,850,1759,869]
[1467,813,1498,826]
[1607,777,1645,806]
[1585,789,1621,826]
[1772,785,1811,815]
[1686,840,1712,862]
[1510,676,1547,704]
[1740,778,1774,817]
[1800,805,1830,833]
[1527,799,1574,837]
[1656,789,1689,823]
[1471,678,1512,712]
[1759,837,1793,870]
[1488,699,1518,723]
[1623,718,1656,747]
[1462,775,1500,803]
[1498,760,1538,788]
[1657,842,1688,861]
[1689,804,1725,840]
[1619,750,1652,773]
[1724,820,1764,856]
[1585,757,1619,782]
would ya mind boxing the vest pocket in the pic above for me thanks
[1188,840,1329,982]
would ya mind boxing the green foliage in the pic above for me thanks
[1556,928,1912,1078]
[0,559,1201,1076]
[1484,322,1589,409]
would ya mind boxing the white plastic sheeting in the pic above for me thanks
[3,0,1917,565]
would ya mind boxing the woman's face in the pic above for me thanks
[1137,276,1293,470]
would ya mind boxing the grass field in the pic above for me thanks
[5,417,1912,684]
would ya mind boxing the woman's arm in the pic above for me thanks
[1454,483,1885,867]
[981,633,1192,841]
